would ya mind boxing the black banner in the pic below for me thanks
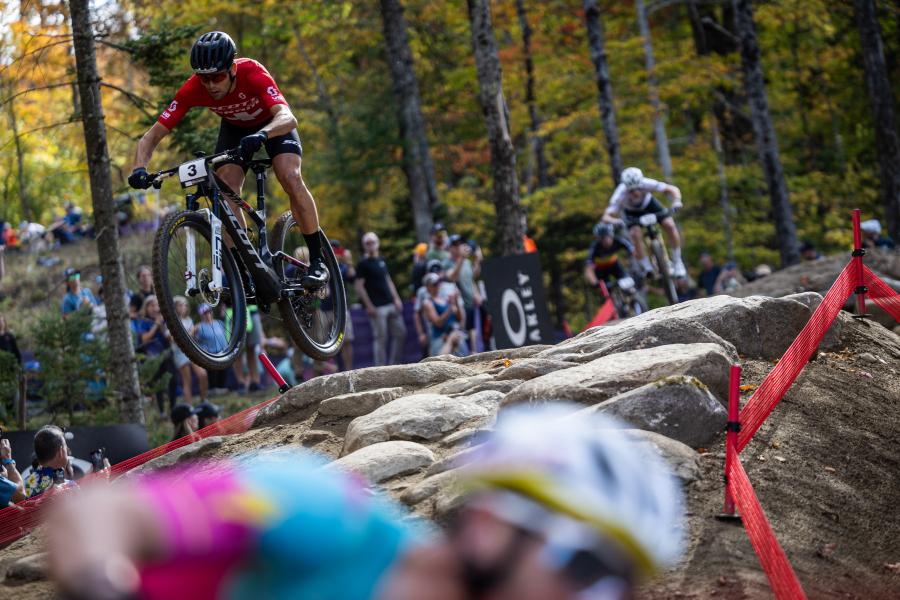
[481,253,554,349]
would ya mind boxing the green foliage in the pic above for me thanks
[0,350,20,421]
[136,349,172,398]
[32,308,108,420]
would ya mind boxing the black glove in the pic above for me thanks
[239,131,268,160]
[128,167,151,190]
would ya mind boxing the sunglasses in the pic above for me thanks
[198,71,229,84]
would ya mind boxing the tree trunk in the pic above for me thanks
[583,0,622,185]
[855,0,900,241]
[733,0,799,267]
[69,0,143,424]
[636,0,673,181]
[7,99,30,222]
[515,0,550,193]
[467,0,524,255]
[711,116,735,261]
[379,0,438,243]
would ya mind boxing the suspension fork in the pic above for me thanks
[185,208,224,295]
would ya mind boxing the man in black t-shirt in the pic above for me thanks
[354,232,407,366]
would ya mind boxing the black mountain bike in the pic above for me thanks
[635,210,678,305]
[145,147,346,370]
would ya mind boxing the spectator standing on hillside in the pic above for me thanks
[445,235,482,352]
[134,295,178,416]
[355,232,406,366]
[131,265,155,308]
[696,252,720,297]
[425,223,450,264]
[61,269,97,317]
[0,315,21,365]
[194,304,229,392]
[713,261,746,294]
[172,296,208,404]
[422,273,466,356]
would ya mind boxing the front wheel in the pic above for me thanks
[152,211,247,371]
[271,212,347,360]
[650,239,678,305]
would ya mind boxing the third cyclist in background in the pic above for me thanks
[602,167,686,278]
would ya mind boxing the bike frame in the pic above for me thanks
[153,150,306,306]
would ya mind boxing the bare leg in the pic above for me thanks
[661,217,681,251]
[179,364,193,404]
[630,225,646,259]
[273,154,319,235]
[192,364,208,399]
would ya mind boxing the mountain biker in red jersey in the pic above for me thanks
[127,31,327,287]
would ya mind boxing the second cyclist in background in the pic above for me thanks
[602,167,686,278]
[583,222,635,290]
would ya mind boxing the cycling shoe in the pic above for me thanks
[300,257,330,289]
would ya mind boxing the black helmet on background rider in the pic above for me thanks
[190,31,237,74]
[593,222,615,239]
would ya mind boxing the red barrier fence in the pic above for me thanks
[0,354,289,547]
[722,209,900,599]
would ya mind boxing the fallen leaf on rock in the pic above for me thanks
[502,358,511,368]
[817,543,837,558]
[770,441,781,449]
[740,384,757,392]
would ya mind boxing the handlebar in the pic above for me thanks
[145,147,272,188]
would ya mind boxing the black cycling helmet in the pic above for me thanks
[593,222,614,238]
[190,31,237,74]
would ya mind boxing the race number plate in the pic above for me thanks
[638,213,658,227]
[178,158,207,187]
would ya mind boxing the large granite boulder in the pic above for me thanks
[328,441,434,483]
[343,390,504,454]
[580,376,727,448]
[503,343,733,408]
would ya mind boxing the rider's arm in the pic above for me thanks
[133,123,171,170]
[258,104,298,139]
[584,263,598,287]
[664,183,682,203]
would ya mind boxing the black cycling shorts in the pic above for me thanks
[215,118,302,170]
[593,261,627,283]
[623,196,670,228]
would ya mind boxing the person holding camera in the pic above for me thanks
[0,438,25,506]
[24,426,76,499]
[422,273,466,357]
[444,235,482,354]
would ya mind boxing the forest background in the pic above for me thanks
[1,0,898,331]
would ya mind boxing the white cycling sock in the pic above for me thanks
[671,247,682,264]
[640,257,653,272]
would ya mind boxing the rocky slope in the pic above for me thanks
[1,293,898,599]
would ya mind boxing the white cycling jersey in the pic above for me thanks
[604,177,668,215]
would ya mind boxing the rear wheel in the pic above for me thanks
[152,211,247,370]
[271,212,347,360]
[650,239,678,305]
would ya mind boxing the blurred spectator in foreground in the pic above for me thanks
[696,252,720,296]
[24,426,76,499]
[331,239,355,372]
[47,405,684,600]
[713,261,746,294]
[172,296,208,404]
[170,403,201,442]
[355,232,406,366]
[0,314,22,365]
[800,240,823,262]
[196,400,221,430]
[446,235,482,352]
[675,277,699,303]
[860,219,896,250]
[425,222,450,264]
[0,438,25,506]
[61,268,98,317]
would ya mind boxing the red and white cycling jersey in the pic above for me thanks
[157,58,288,130]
